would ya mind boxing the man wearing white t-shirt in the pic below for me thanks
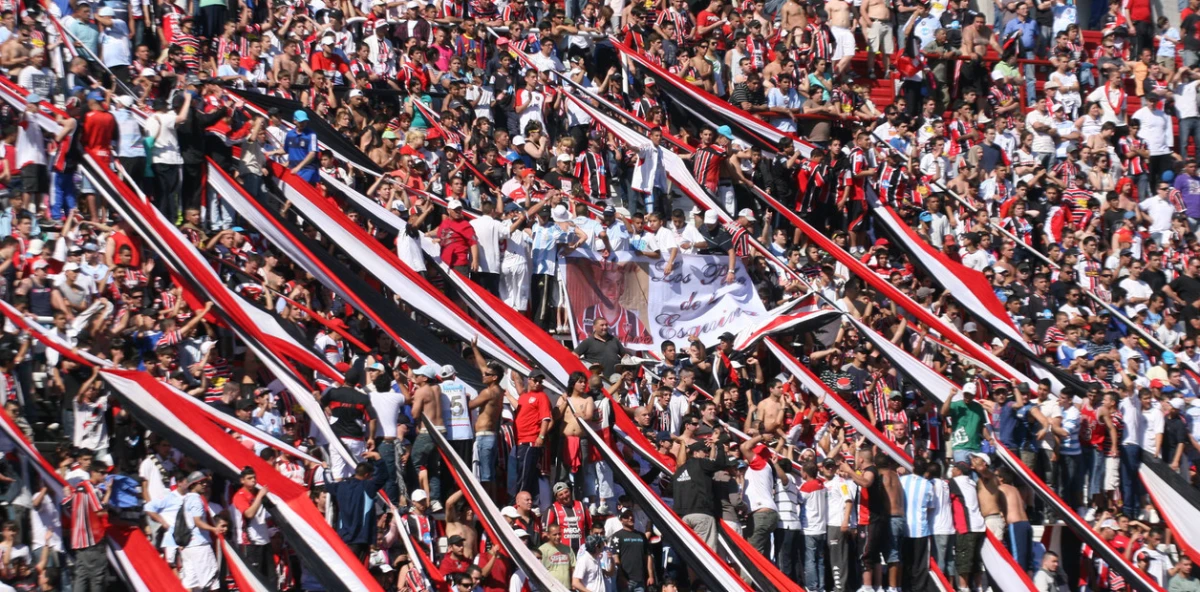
[823,460,857,592]
[571,535,610,592]
[469,200,511,296]
[798,462,829,591]
[634,212,680,276]
[1119,261,1154,316]
[739,435,780,557]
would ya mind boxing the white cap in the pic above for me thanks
[63,262,80,272]
[963,321,978,332]
[514,529,530,538]
[446,198,463,210]
[703,209,719,224]
[414,364,440,379]
[992,266,1009,275]
[348,89,364,98]
[1073,348,1089,359]
[556,153,574,162]
[969,452,991,466]
[438,364,455,379]
[320,36,334,45]
[962,382,978,395]
[115,95,134,108]
[512,135,526,146]
[500,506,520,519]
[25,239,44,255]
[410,489,428,502]
[372,0,386,5]
[31,260,48,270]
[140,67,158,77]
[551,205,571,223]
[407,0,420,7]
[737,208,756,221]
[97,6,114,16]
[1171,397,1186,410]
[1099,519,1118,530]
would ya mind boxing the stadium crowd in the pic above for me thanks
[0,0,1194,589]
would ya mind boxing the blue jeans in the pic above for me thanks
[1079,62,1096,88]
[1135,172,1150,204]
[1120,444,1143,517]
[1023,51,1037,107]
[377,439,399,503]
[805,532,827,590]
[476,433,497,483]
[50,169,77,220]
[513,443,542,502]
[774,528,802,582]
[1181,118,1200,161]
[1058,452,1084,509]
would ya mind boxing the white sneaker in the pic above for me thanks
[431,500,443,513]
[1084,507,1097,522]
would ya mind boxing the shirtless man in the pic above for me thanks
[409,364,446,511]
[826,0,855,69]
[0,25,30,76]
[971,453,1007,540]
[860,0,894,77]
[879,454,905,591]
[444,490,479,557]
[960,13,1004,109]
[997,466,1034,572]
[470,340,505,498]
[841,448,887,591]
[558,371,596,499]
[271,39,313,86]
[779,0,807,32]
[754,379,787,439]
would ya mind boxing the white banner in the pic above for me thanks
[565,253,767,350]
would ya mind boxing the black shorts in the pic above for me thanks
[20,164,47,196]
[860,519,886,568]
[847,199,869,232]
[955,531,985,575]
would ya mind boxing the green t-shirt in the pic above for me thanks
[539,542,575,587]
[949,400,986,452]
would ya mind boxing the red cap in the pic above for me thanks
[1151,379,1165,389]
[519,169,536,178]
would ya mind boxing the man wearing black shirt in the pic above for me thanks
[321,386,378,479]
[1165,257,1200,308]
[543,153,581,195]
[843,345,873,392]
[672,437,731,550]
[1163,399,1190,474]
[574,318,626,376]
[610,510,654,589]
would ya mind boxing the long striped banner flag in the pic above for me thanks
[420,416,570,592]
[99,369,384,592]
[80,155,358,468]
[567,404,759,592]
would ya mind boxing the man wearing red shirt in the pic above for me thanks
[437,199,480,274]
[231,466,273,582]
[476,542,510,592]
[310,37,350,85]
[694,0,727,45]
[439,534,473,576]
[512,371,553,501]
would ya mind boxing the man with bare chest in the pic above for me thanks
[469,351,505,498]
[971,453,1007,540]
[754,379,787,438]
[409,364,446,511]
[860,0,894,76]
[780,0,808,32]
[558,372,597,499]
[998,466,1034,573]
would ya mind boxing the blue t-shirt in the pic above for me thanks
[284,127,319,171]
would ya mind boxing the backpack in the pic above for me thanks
[173,496,193,548]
